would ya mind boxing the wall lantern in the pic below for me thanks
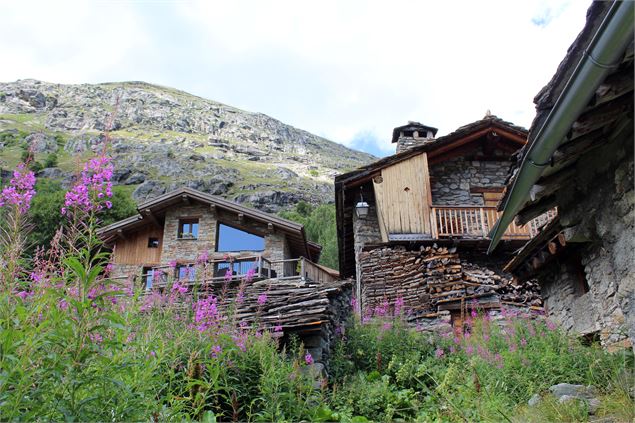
[355,188,370,218]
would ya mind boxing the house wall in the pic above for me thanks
[538,138,634,350]
[352,194,382,308]
[111,202,294,282]
[428,147,511,205]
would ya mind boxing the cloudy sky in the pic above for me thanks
[0,0,589,157]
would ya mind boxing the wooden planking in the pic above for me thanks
[373,153,431,235]
[372,179,390,242]
[113,225,163,265]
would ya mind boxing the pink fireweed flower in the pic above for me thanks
[546,320,557,331]
[171,281,188,294]
[29,270,46,285]
[168,260,177,269]
[509,344,518,353]
[211,345,222,358]
[246,267,256,282]
[449,346,456,354]
[224,268,233,282]
[89,332,103,344]
[197,251,209,265]
[435,348,445,359]
[350,296,358,309]
[520,338,528,347]
[465,345,474,355]
[61,155,113,215]
[16,290,32,300]
[471,308,478,318]
[274,324,283,332]
[194,295,220,332]
[0,163,36,214]
[394,297,405,315]
[58,298,69,311]
[305,352,314,365]
[257,293,267,306]
[382,322,392,331]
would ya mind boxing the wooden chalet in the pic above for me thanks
[335,115,550,324]
[492,1,633,350]
[98,187,349,361]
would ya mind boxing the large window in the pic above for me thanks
[178,218,199,239]
[216,223,265,252]
[176,264,196,281]
[142,267,154,290]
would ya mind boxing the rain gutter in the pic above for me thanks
[488,0,634,254]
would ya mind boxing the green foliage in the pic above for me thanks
[280,202,339,270]
[0,129,28,147]
[44,152,58,168]
[27,180,137,253]
[28,161,43,173]
[309,169,319,177]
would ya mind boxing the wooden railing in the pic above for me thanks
[136,254,334,290]
[431,206,557,240]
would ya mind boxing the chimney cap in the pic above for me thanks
[392,122,438,143]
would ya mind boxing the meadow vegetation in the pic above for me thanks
[0,151,632,422]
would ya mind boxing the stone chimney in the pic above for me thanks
[392,121,438,153]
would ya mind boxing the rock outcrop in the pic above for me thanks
[0,79,375,211]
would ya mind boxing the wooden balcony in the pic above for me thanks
[134,255,337,290]
[431,206,557,240]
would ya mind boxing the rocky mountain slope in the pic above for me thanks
[0,79,375,212]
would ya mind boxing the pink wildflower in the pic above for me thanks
[465,345,474,355]
[168,260,177,269]
[257,293,267,306]
[435,348,445,359]
[471,309,478,318]
[546,320,557,331]
[171,281,188,294]
[0,163,36,214]
[509,344,518,353]
[150,351,156,357]
[90,332,103,344]
[224,269,233,282]
[245,267,256,281]
[520,338,528,346]
[211,345,222,358]
[449,346,456,354]
[382,322,392,331]
[16,290,32,300]
[350,296,358,309]
[394,297,405,315]
[58,298,69,311]
[61,156,113,215]
[197,251,209,265]
[274,324,283,332]
[305,352,314,365]
[194,295,220,331]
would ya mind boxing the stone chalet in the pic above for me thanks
[492,1,634,350]
[98,187,350,363]
[335,115,554,328]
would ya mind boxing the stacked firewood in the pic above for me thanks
[360,244,542,314]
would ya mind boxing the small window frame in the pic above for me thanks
[215,222,265,253]
[148,237,160,248]
[178,218,200,240]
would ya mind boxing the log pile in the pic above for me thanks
[359,244,542,315]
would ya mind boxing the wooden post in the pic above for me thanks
[430,208,438,239]
[300,258,305,281]
[257,255,263,279]
[479,208,487,238]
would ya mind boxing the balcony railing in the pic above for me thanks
[431,206,557,240]
[133,255,336,290]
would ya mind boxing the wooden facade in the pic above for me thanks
[113,225,163,266]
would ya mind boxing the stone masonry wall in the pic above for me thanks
[352,201,382,309]
[161,204,218,265]
[428,147,511,205]
[539,137,634,350]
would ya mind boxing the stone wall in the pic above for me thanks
[538,137,634,350]
[428,147,510,205]
[352,198,382,311]
[161,204,218,265]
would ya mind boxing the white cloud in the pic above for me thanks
[0,0,589,156]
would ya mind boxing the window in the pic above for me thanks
[216,223,265,252]
[567,255,589,296]
[148,237,160,248]
[142,267,154,290]
[178,219,199,239]
[176,264,196,281]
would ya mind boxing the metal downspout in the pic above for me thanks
[488,0,634,254]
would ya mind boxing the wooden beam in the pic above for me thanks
[267,222,274,233]
[238,213,244,223]
[209,204,216,213]
[116,229,127,240]
[181,194,190,205]
[142,208,161,228]
[516,195,558,226]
